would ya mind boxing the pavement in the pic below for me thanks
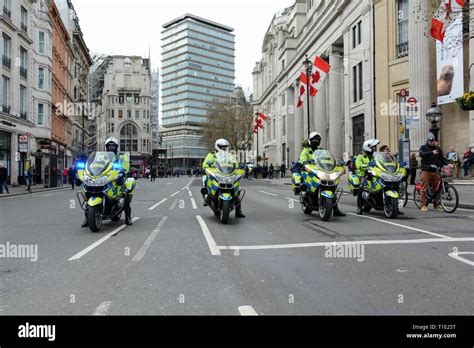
[0,176,473,315]
[0,182,72,197]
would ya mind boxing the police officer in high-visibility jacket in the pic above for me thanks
[298,131,346,217]
[355,138,380,215]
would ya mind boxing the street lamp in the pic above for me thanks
[286,146,290,168]
[426,102,443,141]
[302,55,313,139]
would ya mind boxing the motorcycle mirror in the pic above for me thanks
[400,161,407,167]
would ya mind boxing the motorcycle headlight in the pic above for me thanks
[215,173,232,184]
[381,172,401,182]
[83,175,110,186]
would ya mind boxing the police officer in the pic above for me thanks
[355,138,380,215]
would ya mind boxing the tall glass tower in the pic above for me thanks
[161,14,235,171]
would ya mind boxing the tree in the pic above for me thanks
[201,96,254,154]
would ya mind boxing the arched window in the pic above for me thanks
[120,123,138,152]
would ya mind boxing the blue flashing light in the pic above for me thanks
[113,162,122,170]
[77,162,85,169]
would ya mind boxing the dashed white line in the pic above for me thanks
[219,237,474,251]
[170,199,178,210]
[188,190,192,197]
[190,197,197,209]
[238,305,258,316]
[285,197,299,202]
[170,191,180,197]
[259,190,278,197]
[93,301,112,315]
[348,213,452,239]
[148,198,167,211]
[68,217,140,261]
[196,215,221,255]
[132,216,168,262]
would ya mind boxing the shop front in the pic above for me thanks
[0,131,11,184]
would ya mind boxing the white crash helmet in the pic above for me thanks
[215,138,230,152]
[105,136,119,153]
[309,131,322,141]
[362,138,380,153]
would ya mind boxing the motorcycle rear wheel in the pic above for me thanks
[88,205,103,232]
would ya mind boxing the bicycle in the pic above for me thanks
[413,166,459,213]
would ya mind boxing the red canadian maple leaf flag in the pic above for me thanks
[310,56,331,95]
[257,112,267,121]
[430,0,465,43]
[297,72,317,108]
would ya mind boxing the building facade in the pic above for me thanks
[150,68,159,150]
[252,0,375,166]
[161,14,235,171]
[96,55,152,172]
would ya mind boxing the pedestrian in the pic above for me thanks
[63,167,69,184]
[280,163,286,178]
[25,166,33,193]
[269,163,274,179]
[418,133,449,212]
[0,163,10,194]
[463,146,474,177]
[409,153,418,185]
[446,146,459,178]
[151,167,156,182]
[68,165,77,190]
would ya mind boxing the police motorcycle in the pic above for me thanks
[298,150,345,221]
[348,152,405,219]
[203,152,245,224]
[76,152,136,232]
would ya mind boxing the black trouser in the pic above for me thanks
[357,177,366,209]
[410,168,417,185]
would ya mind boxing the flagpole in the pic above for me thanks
[255,112,259,163]
[303,55,313,139]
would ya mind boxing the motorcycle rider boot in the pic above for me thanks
[235,197,246,218]
[201,188,209,206]
[356,191,363,215]
[333,204,346,217]
[124,195,133,226]
[81,212,89,227]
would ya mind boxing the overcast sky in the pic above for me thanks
[73,0,294,92]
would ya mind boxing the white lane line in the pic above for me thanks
[448,251,474,266]
[190,197,197,210]
[170,191,180,197]
[93,301,112,315]
[186,186,190,191]
[285,197,299,202]
[219,237,474,251]
[348,213,451,239]
[188,190,192,197]
[181,187,186,191]
[167,182,172,185]
[259,190,278,197]
[148,198,167,211]
[196,215,221,255]
[170,199,178,211]
[132,216,168,262]
[187,177,194,187]
[238,305,258,316]
[69,217,140,261]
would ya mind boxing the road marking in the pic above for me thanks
[285,197,299,202]
[132,216,168,262]
[186,186,190,191]
[187,177,194,187]
[238,305,258,316]
[196,215,221,255]
[68,217,140,261]
[348,213,451,239]
[170,191,180,197]
[167,182,172,185]
[181,187,186,191]
[170,199,178,210]
[188,190,192,197]
[218,237,474,251]
[448,251,474,266]
[259,190,278,197]
[148,198,167,211]
[93,301,112,315]
[190,197,197,209]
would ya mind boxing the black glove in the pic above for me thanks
[116,172,125,186]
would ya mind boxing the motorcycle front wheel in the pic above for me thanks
[384,196,399,219]
[88,205,103,232]
[220,200,231,224]
[319,197,333,221]
[300,195,313,215]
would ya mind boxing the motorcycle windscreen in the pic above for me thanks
[215,151,237,175]
[313,150,337,172]
[373,152,398,174]
[86,152,115,177]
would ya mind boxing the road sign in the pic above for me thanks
[407,97,417,105]
[26,131,32,136]
[400,89,408,98]
[19,135,28,143]
[406,97,420,129]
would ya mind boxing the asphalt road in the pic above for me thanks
[0,177,473,315]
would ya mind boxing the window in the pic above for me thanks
[2,75,9,110]
[135,110,139,119]
[281,93,285,107]
[397,0,409,58]
[143,110,146,118]
[282,115,286,136]
[119,94,124,104]
[19,85,26,117]
[20,6,27,33]
[110,123,114,133]
[111,109,115,118]
[20,47,27,78]
[2,34,11,69]
[38,103,44,125]
[39,31,45,53]
[118,110,123,118]
[38,67,45,89]
[353,62,363,103]
[127,110,131,119]
[134,94,139,104]
[3,0,11,17]
[352,21,362,48]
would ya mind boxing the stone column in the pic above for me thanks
[313,78,327,148]
[408,0,432,151]
[286,86,296,163]
[328,49,343,158]
[294,82,304,161]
